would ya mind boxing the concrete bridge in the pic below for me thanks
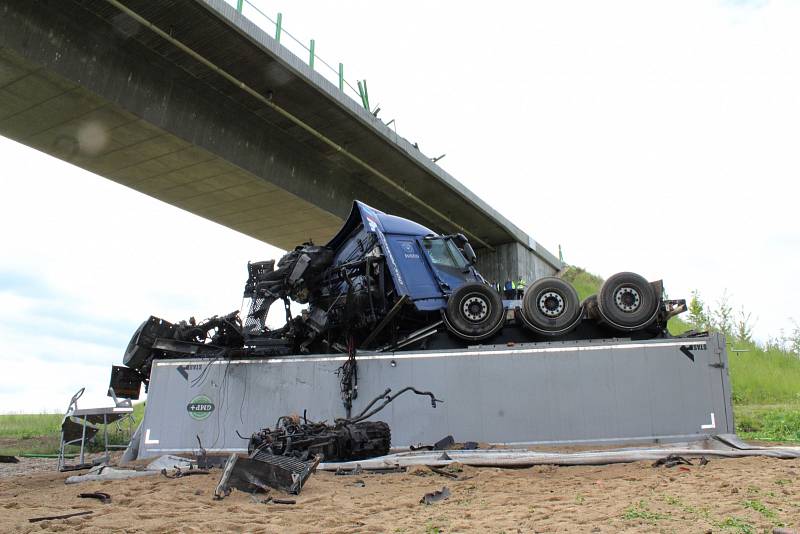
[0,0,561,282]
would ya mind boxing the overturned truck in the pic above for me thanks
[115,200,686,397]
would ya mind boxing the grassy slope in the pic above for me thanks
[2,266,798,450]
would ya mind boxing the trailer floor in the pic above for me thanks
[1,452,798,533]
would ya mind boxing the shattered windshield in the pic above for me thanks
[422,238,469,269]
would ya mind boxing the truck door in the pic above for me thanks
[384,236,442,305]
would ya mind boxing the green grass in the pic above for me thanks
[735,404,800,441]
[622,500,670,523]
[728,341,800,405]
[0,403,145,456]
[742,499,777,520]
[716,517,755,534]
[559,265,604,302]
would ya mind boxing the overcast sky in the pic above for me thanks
[2,0,798,412]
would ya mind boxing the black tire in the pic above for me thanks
[597,272,659,331]
[520,277,582,335]
[444,283,505,341]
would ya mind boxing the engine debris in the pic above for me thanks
[247,387,442,463]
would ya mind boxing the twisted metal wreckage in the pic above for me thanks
[110,200,693,494]
[115,201,687,395]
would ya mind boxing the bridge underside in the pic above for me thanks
[0,0,560,280]
[0,46,343,247]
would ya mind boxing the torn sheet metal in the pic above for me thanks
[65,465,159,484]
[318,436,800,470]
[214,453,319,498]
[146,455,195,471]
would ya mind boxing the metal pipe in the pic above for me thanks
[101,0,494,250]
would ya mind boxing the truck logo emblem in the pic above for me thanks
[187,395,215,420]
[680,343,706,362]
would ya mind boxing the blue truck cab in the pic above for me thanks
[327,201,485,313]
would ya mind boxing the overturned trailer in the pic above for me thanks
[111,200,727,460]
[128,333,732,459]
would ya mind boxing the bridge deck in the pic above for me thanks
[0,0,559,276]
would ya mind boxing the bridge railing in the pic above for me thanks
[224,0,375,114]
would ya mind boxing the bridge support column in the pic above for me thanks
[475,243,559,287]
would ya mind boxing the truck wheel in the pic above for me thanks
[597,272,658,331]
[520,277,582,335]
[444,283,505,341]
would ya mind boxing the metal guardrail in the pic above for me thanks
[228,0,375,113]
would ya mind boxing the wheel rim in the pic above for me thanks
[538,291,565,318]
[614,286,641,313]
[461,294,490,322]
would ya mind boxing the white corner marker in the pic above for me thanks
[701,412,716,430]
[144,428,160,445]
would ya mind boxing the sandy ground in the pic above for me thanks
[1,455,799,533]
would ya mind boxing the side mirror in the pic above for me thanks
[462,242,477,265]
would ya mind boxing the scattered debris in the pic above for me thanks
[412,435,455,451]
[334,464,404,475]
[353,480,366,487]
[427,464,473,481]
[195,436,229,469]
[78,492,111,504]
[146,455,195,472]
[368,466,405,474]
[161,467,210,479]
[420,486,451,505]
[335,465,364,476]
[196,455,228,469]
[0,455,19,463]
[248,416,390,463]
[409,465,434,477]
[65,465,159,484]
[249,493,271,504]
[773,529,800,534]
[28,510,93,523]
[59,463,94,472]
[427,466,458,479]
[443,462,464,474]
[434,435,455,450]
[21,453,76,459]
[411,437,479,452]
[652,455,693,468]
[248,494,297,505]
[247,387,441,463]
[699,456,710,466]
[214,452,319,499]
